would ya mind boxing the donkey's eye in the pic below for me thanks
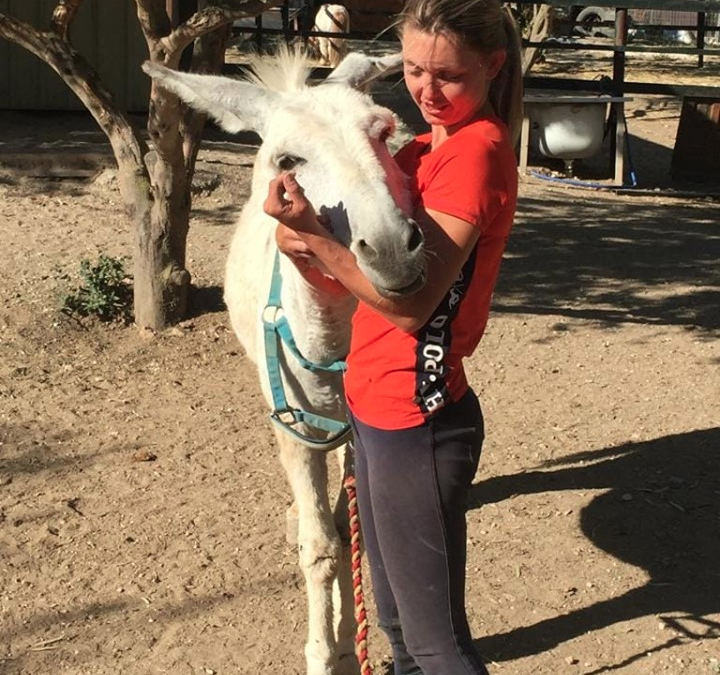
[277,154,305,171]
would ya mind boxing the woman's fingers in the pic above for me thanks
[275,223,317,273]
[264,171,320,234]
[264,172,306,215]
[276,223,313,257]
[282,172,306,200]
[263,174,290,220]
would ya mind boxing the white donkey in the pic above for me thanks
[144,49,426,675]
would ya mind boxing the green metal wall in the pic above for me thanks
[0,0,150,111]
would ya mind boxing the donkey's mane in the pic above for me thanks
[244,45,314,93]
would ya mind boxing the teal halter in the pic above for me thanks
[262,253,352,451]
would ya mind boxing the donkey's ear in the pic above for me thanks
[142,62,278,136]
[323,52,403,91]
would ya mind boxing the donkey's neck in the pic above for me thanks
[279,260,357,366]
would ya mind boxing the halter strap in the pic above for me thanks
[262,253,351,451]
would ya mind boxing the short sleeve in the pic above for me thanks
[415,123,515,235]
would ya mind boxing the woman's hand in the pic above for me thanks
[265,171,482,334]
[275,223,315,273]
[271,174,335,277]
[275,222,350,296]
[264,172,323,235]
[270,181,348,295]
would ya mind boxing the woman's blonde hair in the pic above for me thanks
[397,0,524,144]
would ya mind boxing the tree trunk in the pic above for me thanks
[2,0,283,330]
[141,86,193,327]
[137,5,233,328]
[0,11,171,326]
[0,13,148,207]
[0,10,178,328]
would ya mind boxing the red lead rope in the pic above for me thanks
[343,473,373,675]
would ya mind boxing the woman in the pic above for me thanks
[264,1,523,673]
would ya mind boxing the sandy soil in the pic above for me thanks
[1,47,719,675]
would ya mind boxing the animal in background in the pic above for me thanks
[309,3,350,67]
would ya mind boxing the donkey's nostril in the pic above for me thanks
[407,222,423,253]
[356,238,377,259]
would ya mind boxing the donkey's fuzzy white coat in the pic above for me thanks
[144,49,424,675]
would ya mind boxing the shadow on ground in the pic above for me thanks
[187,285,226,317]
[496,193,720,333]
[471,427,720,668]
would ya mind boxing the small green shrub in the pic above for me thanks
[62,255,133,323]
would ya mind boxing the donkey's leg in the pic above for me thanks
[332,444,360,675]
[319,39,331,66]
[287,499,299,545]
[277,431,342,675]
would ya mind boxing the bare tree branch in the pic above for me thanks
[0,13,148,206]
[135,0,283,65]
[161,0,283,62]
[181,20,232,181]
[135,0,173,50]
[50,0,85,39]
[520,4,554,75]
[3,0,284,329]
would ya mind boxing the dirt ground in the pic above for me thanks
[1,46,719,675]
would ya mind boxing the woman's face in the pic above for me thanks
[401,26,505,134]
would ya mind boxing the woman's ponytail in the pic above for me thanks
[488,8,524,145]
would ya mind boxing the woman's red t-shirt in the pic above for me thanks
[344,116,518,430]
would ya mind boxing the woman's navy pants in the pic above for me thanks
[349,389,490,675]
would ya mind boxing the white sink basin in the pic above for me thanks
[534,101,608,161]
